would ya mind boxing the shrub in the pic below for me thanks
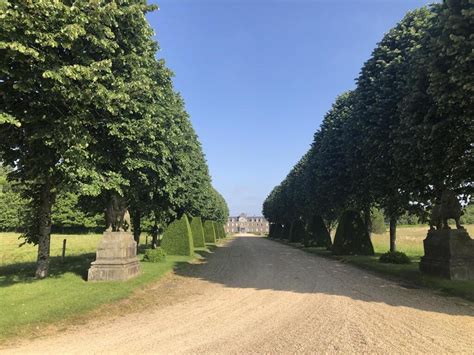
[161,215,194,256]
[332,210,374,256]
[289,219,306,243]
[379,251,411,264]
[143,247,167,262]
[203,220,216,243]
[189,216,206,248]
[307,215,332,248]
[282,223,291,240]
[272,223,283,239]
[213,221,221,239]
[216,223,226,239]
[269,224,276,238]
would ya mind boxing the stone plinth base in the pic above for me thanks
[88,231,141,281]
[420,228,474,280]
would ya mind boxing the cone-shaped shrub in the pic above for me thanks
[219,224,226,238]
[282,223,291,240]
[189,216,205,248]
[332,210,374,255]
[289,219,306,243]
[161,215,194,256]
[269,224,276,238]
[212,221,222,239]
[308,215,332,248]
[273,224,284,239]
[203,220,216,243]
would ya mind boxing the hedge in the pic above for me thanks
[203,220,216,243]
[332,210,374,256]
[282,223,291,240]
[161,215,194,256]
[307,215,332,248]
[271,223,283,239]
[216,223,226,239]
[212,221,221,239]
[289,219,305,243]
[189,216,206,248]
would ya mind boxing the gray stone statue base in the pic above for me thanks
[420,228,474,280]
[88,231,141,281]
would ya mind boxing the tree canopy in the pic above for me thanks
[263,1,473,254]
[0,0,228,278]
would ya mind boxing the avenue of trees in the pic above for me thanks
[0,1,228,278]
[263,1,473,255]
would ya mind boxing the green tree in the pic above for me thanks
[0,1,122,277]
[353,8,433,252]
[0,165,26,231]
[0,0,186,278]
[52,192,101,233]
[395,0,473,211]
[308,92,357,223]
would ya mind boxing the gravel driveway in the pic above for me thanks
[4,235,474,354]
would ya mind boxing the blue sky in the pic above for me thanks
[148,0,434,216]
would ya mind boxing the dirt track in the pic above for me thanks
[4,235,474,354]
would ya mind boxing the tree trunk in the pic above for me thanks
[35,182,54,279]
[132,209,141,247]
[151,222,158,249]
[389,217,397,253]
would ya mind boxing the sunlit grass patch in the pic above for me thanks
[0,233,193,341]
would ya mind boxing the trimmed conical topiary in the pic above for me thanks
[289,219,306,243]
[308,215,332,248]
[219,223,226,239]
[189,216,205,248]
[282,223,291,240]
[269,223,276,238]
[332,210,374,255]
[203,220,216,243]
[213,221,222,239]
[273,223,284,239]
[161,215,194,256]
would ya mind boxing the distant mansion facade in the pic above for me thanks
[225,213,269,234]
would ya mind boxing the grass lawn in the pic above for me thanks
[0,233,207,341]
[281,225,474,302]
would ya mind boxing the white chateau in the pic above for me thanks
[225,213,269,234]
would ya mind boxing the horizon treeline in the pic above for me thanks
[0,1,228,278]
[263,0,473,252]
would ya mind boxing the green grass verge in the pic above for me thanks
[0,233,196,341]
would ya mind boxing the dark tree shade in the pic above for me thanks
[307,215,332,249]
[332,210,374,256]
[289,220,306,243]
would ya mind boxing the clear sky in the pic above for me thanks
[148,0,434,216]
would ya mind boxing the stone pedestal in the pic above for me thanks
[420,228,474,280]
[88,231,141,281]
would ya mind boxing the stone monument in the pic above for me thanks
[88,193,140,281]
[420,191,474,280]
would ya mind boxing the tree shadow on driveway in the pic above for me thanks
[174,235,474,317]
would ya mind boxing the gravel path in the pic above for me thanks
[4,235,474,354]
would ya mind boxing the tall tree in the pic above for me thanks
[395,0,473,211]
[0,1,119,277]
[353,8,434,252]
[0,0,169,277]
